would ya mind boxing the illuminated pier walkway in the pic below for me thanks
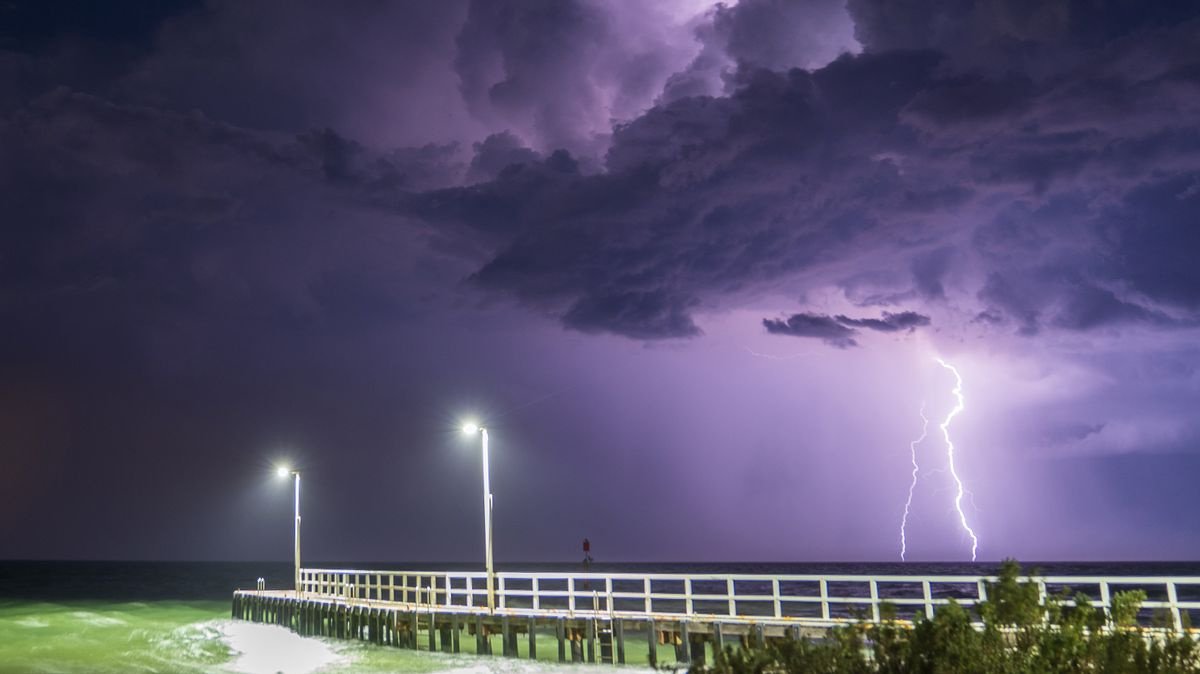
[232,567,1200,666]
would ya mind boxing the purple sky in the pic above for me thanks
[2,0,1199,563]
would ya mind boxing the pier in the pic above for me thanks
[232,568,1200,665]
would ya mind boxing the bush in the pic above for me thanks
[692,560,1199,674]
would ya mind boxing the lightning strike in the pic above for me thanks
[899,403,928,562]
[935,357,979,561]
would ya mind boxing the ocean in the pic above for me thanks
[2,560,1197,673]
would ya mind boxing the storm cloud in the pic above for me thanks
[763,312,859,348]
[763,310,931,348]
[7,0,1200,344]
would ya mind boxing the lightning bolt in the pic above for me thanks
[899,403,928,562]
[935,357,979,561]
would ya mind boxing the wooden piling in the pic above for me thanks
[570,632,583,662]
[646,619,658,668]
[615,618,626,665]
[586,620,595,663]
[475,615,489,655]
[527,618,537,660]
[689,632,706,666]
[557,618,567,662]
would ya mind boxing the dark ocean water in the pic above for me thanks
[2,560,1197,673]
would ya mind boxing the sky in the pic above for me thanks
[1,0,1199,564]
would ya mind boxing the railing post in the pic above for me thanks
[644,578,652,614]
[466,576,474,608]
[1099,580,1111,631]
[922,580,933,620]
[389,574,395,602]
[869,580,880,623]
[727,577,736,617]
[685,578,694,616]
[820,579,831,622]
[772,579,782,619]
[1167,582,1183,633]
[606,577,614,616]
[498,576,506,610]
[532,577,540,611]
[568,577,576,616]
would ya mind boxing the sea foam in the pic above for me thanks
[220,620,346,674]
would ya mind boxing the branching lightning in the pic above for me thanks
[899,403,928,562]
[935,357,979,561]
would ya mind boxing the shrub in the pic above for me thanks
[693,560,1199,674]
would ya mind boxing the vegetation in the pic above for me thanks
[693,560,1199,674]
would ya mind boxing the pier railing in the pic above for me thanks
[297,569,1200,633]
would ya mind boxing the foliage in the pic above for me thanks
[690,560,1199,674]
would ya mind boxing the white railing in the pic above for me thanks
[294,568,1200,633]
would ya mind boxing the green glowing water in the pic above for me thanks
[0,600,652,673]
[0,600,231,673]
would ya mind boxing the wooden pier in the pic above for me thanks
[231,568,1200,666]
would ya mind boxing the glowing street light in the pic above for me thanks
[462,421,495,612]
[275,465,301,596]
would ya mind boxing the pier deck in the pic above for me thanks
[232,568,1200,666]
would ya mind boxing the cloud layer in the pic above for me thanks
[764,310,931,347]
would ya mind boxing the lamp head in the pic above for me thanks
[275,465,291,478]
[462,422,480,435]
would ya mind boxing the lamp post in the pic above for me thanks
[276,466,301,597]
[462,422,495,612]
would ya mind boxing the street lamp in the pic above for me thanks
[276,465,301,597]
[462,422,495,612]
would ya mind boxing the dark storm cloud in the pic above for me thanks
[0,87,469,377]
[910,246,953,300]
[661,0,859,101]
[467,132,542,183]
[416,49,957,338]
[836,310,931,332]
[6,0,1200,346]
[119,0,474,148]
[846,0,1198,71]
[415,7,1200,340]
[452,0,705,159]
[763,313,858,348]
[714,0,856,71]
[563,290,701,339]
[763,310,931,348]
[454,0,611,156]
[1110,173,1200,310]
